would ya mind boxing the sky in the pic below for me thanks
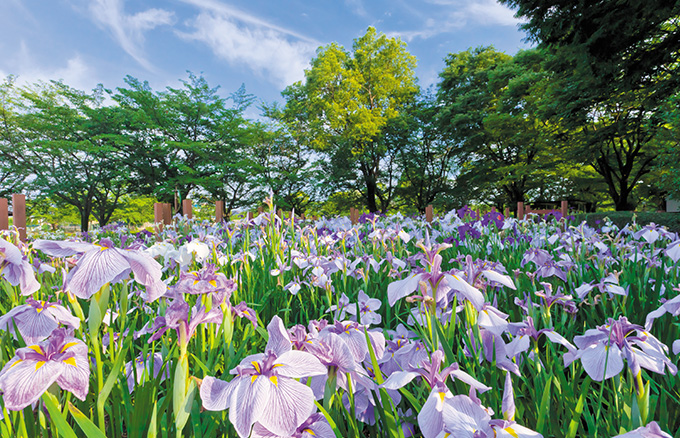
[0,0,533,113]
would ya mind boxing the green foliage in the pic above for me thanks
[437,47,561,207]
[278,27,419,213]
[574,211,680,233]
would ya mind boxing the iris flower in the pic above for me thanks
[0,298,80,344]
[34,238,166,301]
[0,238,40,295]
[0,328,89,410]
[200,316,327,438]
[565,316,677,381]
[382,350,490,438]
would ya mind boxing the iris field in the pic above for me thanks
[0,204,679,437]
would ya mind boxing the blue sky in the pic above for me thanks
[0,0,532,111]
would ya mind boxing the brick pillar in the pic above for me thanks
[162,203,172,225]
[215,200,225,223]
[182,199,192,219]
[504,207,509,218]
[0,198,8,230]
[517,202,524,220]
[12,194,26,242]
[561,200,568,219]
[425,205,433,223]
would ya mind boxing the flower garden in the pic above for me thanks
[0,204,679,438]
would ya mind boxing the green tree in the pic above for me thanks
[2,80,128,231]
[437,47,557,208]
[113,73,255,212]
[391,90,457,213]
[499,0,679,210]
[278,27,418,213]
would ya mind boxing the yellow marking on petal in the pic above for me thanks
[61,342,79,353]
[251,361,261,373]
[63,357,77,367]
[272,363,284,368]
[10,359,22,368]
[209,280,217,288]
[251,375,258,384]
[303,429,315,436]
[35,361,46,371]
[243,310,250,316]
[506,426,519,438]
[438,391,446,403]
[193,280,200,285]
[269,375,278,387]
[191,272,199,277]
[27,345,43,354]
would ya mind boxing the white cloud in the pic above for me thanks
[177,0,319,88]
[0,42,96,92]
[392,0,523,42]
[87,0,175,71]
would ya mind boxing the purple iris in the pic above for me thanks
[565,316,677,382]
[124,352,169,393]
[0,328,89,410]
[382,350,490,438]
[148,298,223,349]
[173,264,236,296]
[34,238,166,301]
[345,290,382,325]
[251,412,334,438]
[612,421,672,438]
[0,238,40,295]
[387,250,483,310]
[0,298,80,344]
[199,316,327,438]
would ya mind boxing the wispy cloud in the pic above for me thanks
[176,0,319,88]
[87,0,175,71]
[391,0,523,42]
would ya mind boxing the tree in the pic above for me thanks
[437,47,557,208]
[499,0,679,210]
[498,0,680,111]
[2,80,128,231]
[113,74,257,214]
[278,27,419,213]
[391,90,457,213]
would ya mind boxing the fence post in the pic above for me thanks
[215,200,225,223]
[162,203,172,225]
[12,194,26,242]
[504,207,510,218]
[350,207,357,225]
[425,205,433,223]
[517,202,524,220]
[257,206,263,215]
[561,200,568,219]
[0,198,8,231]
[182,199,192,219]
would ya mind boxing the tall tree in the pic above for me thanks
[278,27,418,213]
[113,73,255,213]
[499,0,679,210]
[2,80,128,231]
[392,90,457,213]
[437,47,557,208]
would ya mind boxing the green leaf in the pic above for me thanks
[68,402,107,438]
[41,392,77,438]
